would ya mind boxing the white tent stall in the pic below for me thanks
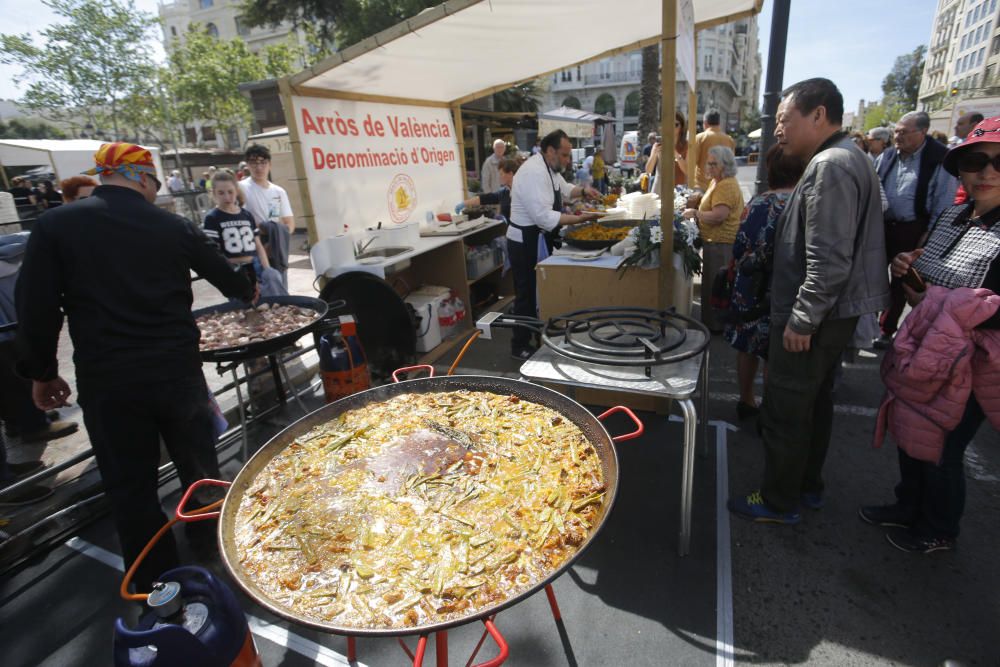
[0,139,167,192]
[282,0,761,310]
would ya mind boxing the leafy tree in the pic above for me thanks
[239,0,440,50]
[167,25,268,148]
[881,45,926,110]
[0,118,67,139]
[862,99,908,132]
[492,81,542,113]
[0,0,158,139]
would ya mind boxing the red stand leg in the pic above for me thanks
[544,584,562,622]
[347,636,356,663]
[436,631,449,667]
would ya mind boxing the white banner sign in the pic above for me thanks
[291,96,461,239]
[677,0,696,92]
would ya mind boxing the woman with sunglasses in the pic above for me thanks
[862,117,1000,554]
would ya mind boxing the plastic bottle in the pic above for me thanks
[438,297,456,339]
[452,294,466,328]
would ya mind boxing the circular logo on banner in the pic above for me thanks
[387,173,417,223]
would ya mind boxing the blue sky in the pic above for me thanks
[0,0,938,112]
[756,0,938,113]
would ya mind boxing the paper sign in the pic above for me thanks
[290,96,461,239]
[676,0,696,92]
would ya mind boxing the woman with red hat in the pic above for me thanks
[861,117,1000,554]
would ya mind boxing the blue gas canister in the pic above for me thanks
[113,566,260,667]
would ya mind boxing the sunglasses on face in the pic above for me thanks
[957,151,1000,173]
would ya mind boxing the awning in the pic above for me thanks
[538,106,615,139]
[288,0,762,105]
[0,139,166,189]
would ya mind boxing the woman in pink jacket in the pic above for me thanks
[860,117,1000,553]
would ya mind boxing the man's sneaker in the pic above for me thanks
[5,460,45,480]
[858,504,912,528]
[871,334,893,350]
[20,420,78,443]
[801,491,824,510]
[727,491,801,524]
[886,529,955,554]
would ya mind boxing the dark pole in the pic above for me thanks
[755,0,791,195]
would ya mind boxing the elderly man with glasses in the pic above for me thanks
[872,111,958,349]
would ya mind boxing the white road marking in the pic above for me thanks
[63,536,362,666]
[65,536,125,571]
[714,421,735,667]
[710,392,877,418]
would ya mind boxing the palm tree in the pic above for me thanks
[493,80,542,113]
[637,45,660,142]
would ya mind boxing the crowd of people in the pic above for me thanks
[704,77,997,556]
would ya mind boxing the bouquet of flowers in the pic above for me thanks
[616,196,702,278]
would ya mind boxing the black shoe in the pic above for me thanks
[801,491,824,510]
[885,529,955,554]
[20,420,78,443]
[0,484,54,506]
[858,504,912,528]
[736,401,759,420]
[510,348,534,361]
[6,460,45,480]
[871,334,893,350]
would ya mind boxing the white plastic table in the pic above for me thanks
[518,332,708,556]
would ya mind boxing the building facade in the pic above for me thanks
[919,0,1000,110]
[544,18,761,140]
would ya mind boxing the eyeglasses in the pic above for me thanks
[893,126,920,136]
[247,158,269,166]
[956,150,1000,173]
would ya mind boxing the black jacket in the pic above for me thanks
[875,139,948,227]
[15,185,253,388]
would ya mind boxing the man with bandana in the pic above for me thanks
[15,143,255,589]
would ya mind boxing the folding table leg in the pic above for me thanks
[275,352,308,415]
[230,366,249,461]
[699,348,710,459]
[678,398,697,556]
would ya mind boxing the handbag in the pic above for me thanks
[710,260,735,311]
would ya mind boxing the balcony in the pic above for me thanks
[583,70,642,86]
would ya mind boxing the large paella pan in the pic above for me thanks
[178,373,641,637]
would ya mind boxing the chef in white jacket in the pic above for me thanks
[507,129,602,360]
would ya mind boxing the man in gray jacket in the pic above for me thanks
[729,78,889,524]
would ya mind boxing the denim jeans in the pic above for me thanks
[78,372,222,589]
[895,395,986,539]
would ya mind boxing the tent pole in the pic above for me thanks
[278,78,320,246]
[687,32,698,182]
[452,104,468,196]
[659,0,678,310]
[755,0,791,195]
[0,160,9,190]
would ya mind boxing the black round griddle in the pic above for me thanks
[193,295,328,362]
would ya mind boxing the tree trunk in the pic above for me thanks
[638,45,660,143]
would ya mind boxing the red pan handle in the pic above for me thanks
[471,619,509,667]
[597,406,644,442]
[410,621,508,667]
[392,364,435,383]
[175,478,231,522]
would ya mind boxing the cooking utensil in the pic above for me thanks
[176,371,642,637]
[192,295,329,362]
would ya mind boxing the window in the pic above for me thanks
[975,4,981,21]
[979,47,986,65]
[599,60,611,80]
[992,0,997,13]
[235,16,251,37]
[562,96,581,110]
[205,22,219,38]
[624,91,640,117]
[202,126,216,142]
[594,93,616,117]
[200,0,213,7]
[961,33,967,50]
[704,53,713,72]
[576,66,581,81]
[170,26,177,37]
[992,34,1000,55]
[560,70,571,82]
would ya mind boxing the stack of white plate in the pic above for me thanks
[618,192,661,219]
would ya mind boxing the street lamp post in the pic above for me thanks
[754,0,791,196]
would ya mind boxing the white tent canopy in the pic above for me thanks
[0,139,166,188]
[289,0,761,105]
